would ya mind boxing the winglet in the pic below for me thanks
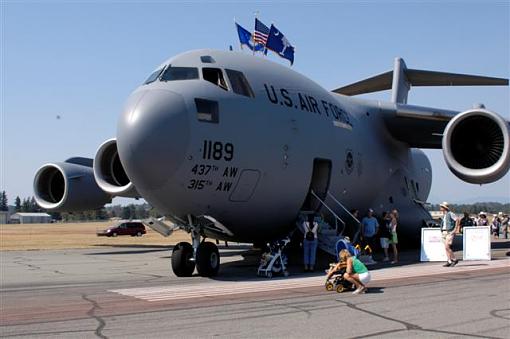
[391,58,411,104]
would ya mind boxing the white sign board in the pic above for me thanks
[463,226,491,261]
[420,228,447,262]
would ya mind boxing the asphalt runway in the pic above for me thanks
[1,241,509,338]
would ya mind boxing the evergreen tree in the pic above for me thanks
[94,208,108,220]
[29,197,39,212]
[121,206,132,220]
[0,191,7,211]
[15,196,21,212]
[21,198,30,212]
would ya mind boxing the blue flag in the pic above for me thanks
[265,24,295,65]
[235,22,263,52]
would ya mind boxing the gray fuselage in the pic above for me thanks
[116,49,432,243]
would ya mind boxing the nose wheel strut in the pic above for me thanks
[170,215,220,277]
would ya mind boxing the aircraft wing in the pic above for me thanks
[378,102,458,149]
[333,57,509,148]
[333,69,508,97]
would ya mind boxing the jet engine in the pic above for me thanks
[34,158,111,212]
[93,138,138,197]
[442,109,510,184]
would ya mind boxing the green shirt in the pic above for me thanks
[352,258,368,274]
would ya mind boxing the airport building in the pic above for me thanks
[0,211,9,224]
[9,212,52,224]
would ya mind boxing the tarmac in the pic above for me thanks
[1,239,509,338]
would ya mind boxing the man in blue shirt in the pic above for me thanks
[361,209,379,257]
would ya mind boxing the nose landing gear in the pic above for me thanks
[170,216,221,277]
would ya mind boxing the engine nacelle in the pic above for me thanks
[34,159,111,212]
[442,109,510,184]
[93,138,138,197]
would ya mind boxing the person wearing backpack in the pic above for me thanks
[440,202,460,267]
[303,214,319,272]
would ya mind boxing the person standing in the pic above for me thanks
[344,209,360,239]
[361,209,379,256]
[459,212,475,234]
[477,212,488,226]
[501,213,509,239]
[389,210,399,264]
[303,214,319,272]
[491,214,500,239]
[378,212,391,262]
[440,202,460,267]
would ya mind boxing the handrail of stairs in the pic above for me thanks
[310,190,346,233]
[326,191,362,243]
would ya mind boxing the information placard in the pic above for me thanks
[420,228,447,262]
[463,226,491,261]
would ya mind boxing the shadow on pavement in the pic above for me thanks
[86,244,173,255]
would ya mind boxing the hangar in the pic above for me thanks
[10,212,52,224]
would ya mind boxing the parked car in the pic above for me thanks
[97,221,146,237]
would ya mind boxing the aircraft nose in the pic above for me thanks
[117,89,190,191]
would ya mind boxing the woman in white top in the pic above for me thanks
[389,210,399,264]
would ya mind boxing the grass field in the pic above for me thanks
[0,222,190,251]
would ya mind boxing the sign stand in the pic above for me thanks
[463,226,491,261]
[420,228,447,262]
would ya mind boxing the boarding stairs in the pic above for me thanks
[144,217,180,237]
[298,190,361,257]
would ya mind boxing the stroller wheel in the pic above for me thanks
[266,271,273,278]
[325,282,334,291]
[336,285,345,293]
[283,271,289,277]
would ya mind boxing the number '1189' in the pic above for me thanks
[202,140,234,161]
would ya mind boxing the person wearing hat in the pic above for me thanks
[439,202,460,267]
[476,212,489,226]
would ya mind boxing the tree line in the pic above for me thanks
[1,191,42,213]
[427,202,509,215]
[2,190,508,221]
[0,190,161,222]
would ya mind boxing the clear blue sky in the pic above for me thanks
[1,1,509,205]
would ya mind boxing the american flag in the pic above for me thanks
[254,18,270,46]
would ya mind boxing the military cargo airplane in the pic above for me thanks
[34,49,509,277]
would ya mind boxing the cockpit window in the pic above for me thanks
[203,68,228,91]
[160,66,199,81]
[200,55,215,63]
[225,69,255,98]
[144,68,164,85]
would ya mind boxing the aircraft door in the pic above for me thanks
[301,158,332,211]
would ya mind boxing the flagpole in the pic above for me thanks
[233,17,241,51]
[253,11,259,56]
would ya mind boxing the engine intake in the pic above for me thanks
[442,109,510,184]
[93,138,138,197]
[34,160,111,212]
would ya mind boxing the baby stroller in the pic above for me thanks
[325,266,352,293]
[257,238,290,278]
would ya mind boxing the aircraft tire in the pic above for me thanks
[172,242,195,277]
[196,242,220,277]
